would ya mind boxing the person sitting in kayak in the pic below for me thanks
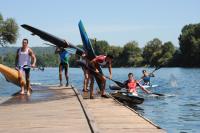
[124,73,151,96]
[90,54,113,98]
[55,47,73,87]
[15,38,36,95]
[139,70,155,85]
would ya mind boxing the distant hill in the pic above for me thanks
[0,47,55,56]
[0,46,60,67]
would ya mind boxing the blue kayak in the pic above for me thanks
[78,20,104,90]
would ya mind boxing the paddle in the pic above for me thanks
[150,92,165,96]
[76,60,125,88]
[148,66,162,77]
[110,83,164,96]
[22,64,44,71]
[137,83,164,96]
[77,61,165,96]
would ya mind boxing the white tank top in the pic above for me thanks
[18,48,31,67]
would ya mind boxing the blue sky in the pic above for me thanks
[0,0,199,47]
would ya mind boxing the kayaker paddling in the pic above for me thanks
[124,73,151,96]
[139,70,155,85]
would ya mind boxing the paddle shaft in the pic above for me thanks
[77,61,125,88]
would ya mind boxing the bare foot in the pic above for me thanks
[27,91,31,96]
[20,91,25,95]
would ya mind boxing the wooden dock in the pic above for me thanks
[0,85,165,133]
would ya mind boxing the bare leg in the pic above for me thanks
[101,77,106,96]
[64,64,69,86]
[83,68,89,91]
[18,70,25,94]
[89,75,94,99]
[59,64,63,86]
[26,72,31,96]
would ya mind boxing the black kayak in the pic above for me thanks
[21,24,84,56]
[109,85,144,104]
[111,92,144,105]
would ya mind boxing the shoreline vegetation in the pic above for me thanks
[0,14,200,68]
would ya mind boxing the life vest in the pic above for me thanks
[143,76,150,85]
[95,55,107,66]
[125,79,137,93]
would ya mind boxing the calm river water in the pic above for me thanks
[0,67,200,133]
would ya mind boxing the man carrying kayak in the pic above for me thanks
[124,73,151,96]
[139,69,155,85]
[15,38,36,95]
[90,54,113,98]
[55,46,73,87]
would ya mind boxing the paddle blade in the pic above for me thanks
[113,80,125,88]
[109,85,122,90]
[151,92,164,96]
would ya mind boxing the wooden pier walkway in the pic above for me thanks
[0,85,165,133]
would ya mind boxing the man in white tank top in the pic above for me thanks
[15,38,36,95]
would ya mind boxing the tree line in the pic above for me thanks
[0,13,200,67]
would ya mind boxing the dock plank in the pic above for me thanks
[0,85,165,133]
[0,86,91,133]
[82,95,166,133]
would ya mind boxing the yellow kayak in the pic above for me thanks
[0,64,26,87]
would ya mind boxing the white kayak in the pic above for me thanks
[139,84,159,89]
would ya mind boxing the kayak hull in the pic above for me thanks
[111,92,144,104]
[78,21,103,90]
[21,24,84,56]
[0,64,25,87]
[140,84,158,89]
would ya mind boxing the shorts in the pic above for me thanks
[60,62,69,71]
[17,65,31,75]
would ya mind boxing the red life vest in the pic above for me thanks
[95,55,107,66]
[127,80,137,93]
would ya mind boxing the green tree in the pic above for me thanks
[107,46,123,67]
[158,41,175,66]
[120,41,143,67]
[178,23,200,67]
[3,53,15,66]
[0,13,19,47]
[143,38,162,66]
[0,56,3,63]
[91,39,109,55]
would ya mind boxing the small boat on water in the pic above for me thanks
[139,84,159,89]
[111,92,144,104]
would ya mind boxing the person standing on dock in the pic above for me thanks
[55,46,75,87]
[79,53,90,92]
[90,54,113,98]
[15,38,36,95]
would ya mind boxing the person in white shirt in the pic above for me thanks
[15,38,36,95]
